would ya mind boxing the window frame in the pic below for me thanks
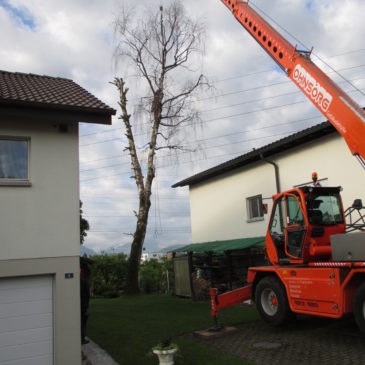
[246,194,264,223]
[0,136,31,187]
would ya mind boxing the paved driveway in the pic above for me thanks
[196,316,365,365]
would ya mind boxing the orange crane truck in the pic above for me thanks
[210,0,365,333]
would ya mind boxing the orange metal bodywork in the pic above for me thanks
[220,0,365,163]
[210,286,252,318]
[247,265,365,319]
[211,264,365,319]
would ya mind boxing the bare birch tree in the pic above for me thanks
[112,1,208,293]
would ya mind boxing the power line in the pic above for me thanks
[88,229,190,233]
[195,71,365,104]
[79,58,365,138]
[84,214,189,218]
[81,79,365,168]
[328,48,365,58]
[80,131,295,182]
[201,65,365,114]
[79,74,365,148]
[250,0,365,97]
[80,133,291,176]
[80,114,321,166]
[79,114,321,172]
[80,125,316,174]
[210,49,365,83]
[82,196,188,200]
[80,85,363,179]
[79,97,308,148]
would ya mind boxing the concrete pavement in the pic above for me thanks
[82,338,118,365]
[195,315,365,365]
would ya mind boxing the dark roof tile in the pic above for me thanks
[0,70,116,117]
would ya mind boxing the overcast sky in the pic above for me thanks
[1,0,364,253]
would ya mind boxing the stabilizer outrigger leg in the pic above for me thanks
[209,285,252,332]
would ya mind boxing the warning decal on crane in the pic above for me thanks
[293,64,333,113]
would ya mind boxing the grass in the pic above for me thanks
[87,294,258,365]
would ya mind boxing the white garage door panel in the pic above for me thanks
[0,314,52,333]
[0,277,51,291]
[0,286,52,304]
[0,300,52,319]
[0,327,52,347]
[0,341,53,362]
[1,355,53,365]
[0,276,53,365]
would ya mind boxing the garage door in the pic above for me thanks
[0,276,53,365]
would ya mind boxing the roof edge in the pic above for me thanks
[172,121,336,188]
[0,105,113,125]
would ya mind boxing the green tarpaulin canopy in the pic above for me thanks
[174,236,265,254]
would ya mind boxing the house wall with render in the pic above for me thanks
[189,133,365,243]
[0,118,81,364]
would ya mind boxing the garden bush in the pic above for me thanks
[89,253,174,296]
[90,253,128,297]
[139,258,174,294]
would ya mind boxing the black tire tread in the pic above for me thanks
[255,275,293,327]
[353,282,365,333]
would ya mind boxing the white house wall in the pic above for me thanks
[190,161,274,242]
[277,134,364,206]
[0,120,80,260]
[189,133,365,243]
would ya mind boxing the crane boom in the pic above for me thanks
[220,0,365,167]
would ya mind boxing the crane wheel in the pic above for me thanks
[353,282,365,333]
[255,275,294,326]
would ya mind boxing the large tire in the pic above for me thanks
[255,276,293,326]
[353,282,365,333]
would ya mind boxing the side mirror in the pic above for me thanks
[352,199,363,210]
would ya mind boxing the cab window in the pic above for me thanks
[286,196,304,226]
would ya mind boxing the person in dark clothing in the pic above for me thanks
[80,263,90,345]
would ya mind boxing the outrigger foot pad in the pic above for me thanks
[194,325,237,339]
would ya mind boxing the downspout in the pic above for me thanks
[259,153,281,194]
[259,153,284,238]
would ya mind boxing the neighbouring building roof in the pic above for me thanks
[0,70,116,124]
[172,121,336,188]
[174,236,266,254]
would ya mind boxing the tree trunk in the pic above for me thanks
[125,195,151,294]
[126,240,142,294]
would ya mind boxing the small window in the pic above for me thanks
[246,194,264,222]
[0,138,30,185]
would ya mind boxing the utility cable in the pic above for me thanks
[250,0,365,97]
[80,117,319,173]
[79,77,365,147]
[80,114,322,166]
[79,54,365,138]
[80,130,296,182]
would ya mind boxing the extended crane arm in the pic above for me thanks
[221,0,365,167]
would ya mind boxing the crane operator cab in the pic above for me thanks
[266,178,346,265]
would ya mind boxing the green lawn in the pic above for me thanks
[87,294,258,365]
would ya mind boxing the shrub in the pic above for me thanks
[90,254,174,296]
[90,253,128,297]
[139,258,174,294]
